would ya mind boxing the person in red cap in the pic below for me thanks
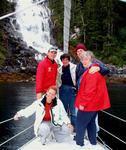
[36,47,58,100]
[76,43,87,51]
[75,43,109,138]
[75,43,109,90]
[75,51,111,149]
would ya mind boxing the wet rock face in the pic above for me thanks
[1,19,38,75]
[1,39,38,74]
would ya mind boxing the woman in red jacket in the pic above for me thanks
[75,51,111,149]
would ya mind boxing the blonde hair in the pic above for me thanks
[80,50,95,62]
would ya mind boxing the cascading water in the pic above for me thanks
[8,0,63,64]
[15,0,52,54]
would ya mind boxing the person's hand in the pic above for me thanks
[13,113,21,120]
[67,123,74,132]
[89,66,100,74]
[79,105,84,111]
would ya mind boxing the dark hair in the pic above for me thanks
[60,53,70,61]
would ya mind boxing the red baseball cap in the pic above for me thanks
[75,43,87,51]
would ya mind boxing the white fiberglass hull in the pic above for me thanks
[18,136,107,150]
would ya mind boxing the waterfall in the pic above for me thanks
[15,0,52,54]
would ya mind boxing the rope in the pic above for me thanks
[0,117,14,125]
[99,126,126,145]
[0,124,34,147]
[97,136,113,150]
[101,110,126,123]
[0,0,45,20]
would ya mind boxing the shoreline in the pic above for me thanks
[0,72,126,84]
[106,74,126,84]
[0,73,35,83]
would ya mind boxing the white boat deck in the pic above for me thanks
[18,136,107,150]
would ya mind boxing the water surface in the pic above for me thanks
[0,83,125,150]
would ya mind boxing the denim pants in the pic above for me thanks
[59,85,76,127]
[76,110,97,146]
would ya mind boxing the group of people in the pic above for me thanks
[14,43,111,149]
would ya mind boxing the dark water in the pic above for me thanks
[0,83,36,150]
[99,84,126,150]
[0,83,126,150]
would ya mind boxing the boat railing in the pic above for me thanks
[0,110,126,149]
[0,117,34,147]
[101,110,126,123]
[0,0,46,20]
[97,110,126,150]
[97,135,113,150]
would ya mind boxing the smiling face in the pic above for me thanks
[46,88,56,103]
[47,50,57,60]
[80,51,94,68]
[76,49,86,59]
[82,56,91,68]
[62,58,70,67]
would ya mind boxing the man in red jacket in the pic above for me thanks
[36,47,58,100]
[75,51,111,149]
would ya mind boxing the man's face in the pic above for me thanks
[62,58,69,67]
[47,50,57,60]
[76,49,85,59]
[46,89,56,103]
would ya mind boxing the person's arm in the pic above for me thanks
[14,101,37,120]
[76,64,80,84]
[36,62,45,99]
[76,63,86,89]
[93,58,110,76]
[36,93,44,100]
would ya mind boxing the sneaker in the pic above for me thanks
[40,138,46,145]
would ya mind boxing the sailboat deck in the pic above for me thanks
[18,136,107,150]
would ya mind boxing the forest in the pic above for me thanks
[0,0,126,66]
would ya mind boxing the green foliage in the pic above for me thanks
[0,0,13,65]
[49,0,126,66]
[118,27,126,44]
[0,0,126,66]
[49,0,64,47]
[0,0,14,16]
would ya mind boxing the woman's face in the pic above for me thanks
[61,58,70,67]
[82,56,90,68]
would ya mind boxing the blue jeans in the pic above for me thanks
[76,110,97,146]
[59,85,76,127]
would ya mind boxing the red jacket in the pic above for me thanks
[75,67,110,111]
[36,57,58,93]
